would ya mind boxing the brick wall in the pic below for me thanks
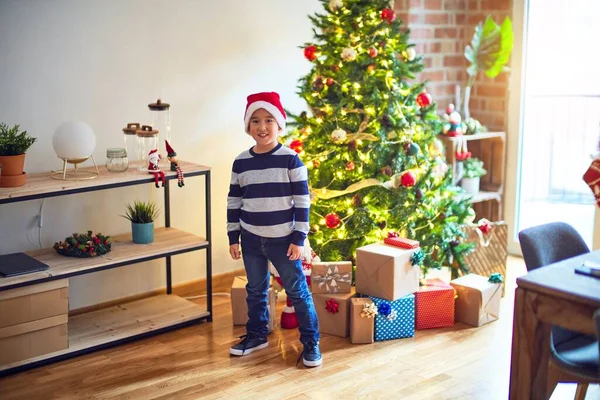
[395,0,513,131]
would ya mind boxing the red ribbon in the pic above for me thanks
[325,298,340,314]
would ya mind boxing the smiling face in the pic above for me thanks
[248,108,281,153]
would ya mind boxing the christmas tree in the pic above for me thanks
[285,0,474,277]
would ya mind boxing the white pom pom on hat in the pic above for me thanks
[244,91,286,133]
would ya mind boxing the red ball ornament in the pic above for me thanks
[325,213,341,229]
[345,161,355,171]
[326,77,334,86]
[368,47,378,58]
[416,91,432,108]
[304,45,318,62]
[381,8,396,23]
[400,171,416,187]
[290,139,304,154]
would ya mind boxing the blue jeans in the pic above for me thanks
[240,229,319,344]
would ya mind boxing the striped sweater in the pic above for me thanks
[227,143,310,246]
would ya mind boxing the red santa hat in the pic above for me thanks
[165,140,176,157]
[243,91,286,134]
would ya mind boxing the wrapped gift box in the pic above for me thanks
[356,243,420,301]
[371,294,415,341]
[313,288,355,338]
[450,274,502,327]
[311,261,352,294]
[383,237,420,249]
[415,278,455,330]
[350,297,376,344]
[231,276,277,332]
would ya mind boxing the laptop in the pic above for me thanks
[0,252,49,277]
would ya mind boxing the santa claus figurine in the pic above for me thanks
[165,140,185,187]
[147,149,165,188]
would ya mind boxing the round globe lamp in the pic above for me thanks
[51,121,99,180]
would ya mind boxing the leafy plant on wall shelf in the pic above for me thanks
[463,157,487,178]
[0,123,37,187]
[122,201,160,244]
[0,123,37,155]
[122,201,160,224]
[461,157,487,195]
[461,16,514,132]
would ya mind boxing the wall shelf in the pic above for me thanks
[440,132,506,221]
[0,160,212,376]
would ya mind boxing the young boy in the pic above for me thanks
[227,91,322,367]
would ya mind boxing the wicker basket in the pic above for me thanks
[462,221,508,296]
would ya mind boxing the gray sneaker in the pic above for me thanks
[229,334,268,356]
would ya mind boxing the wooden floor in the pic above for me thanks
[0,256,598,399]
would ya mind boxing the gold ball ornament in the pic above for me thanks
[428,138,444,157]
[341,47,357,62]
[329,0,343,11]
[402,48,416,61]
[331,128,347,143]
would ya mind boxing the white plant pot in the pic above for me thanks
[461,177,480,195]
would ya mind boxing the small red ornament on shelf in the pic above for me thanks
[325,212,341,229]
[416,90,432,108]
[290,139,304,154]
[400,171,416,187]
[381,8,396,23]
[304,45,318,61]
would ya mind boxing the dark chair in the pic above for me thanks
[518,222,600,400]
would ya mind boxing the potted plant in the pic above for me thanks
[0,123,37,187]
[121,201,160,244]
[461,157,487,195]
[459,16,514,130]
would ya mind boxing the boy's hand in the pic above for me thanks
[287,244,304,261]
[229,244,241,260]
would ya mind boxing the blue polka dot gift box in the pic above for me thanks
[370,294,415,341]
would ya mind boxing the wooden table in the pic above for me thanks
[509,251,600,399]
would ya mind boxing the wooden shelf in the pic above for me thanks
[0,158,213,376]
[0,228,208,291]
[440,132,506,221]
[0,161,210,205]
[470,190,502,204]
[440,131,506,143]
[0,294,209,373]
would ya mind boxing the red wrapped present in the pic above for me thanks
[415,278,455,330]
[383,236,420,249]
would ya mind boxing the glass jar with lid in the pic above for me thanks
[136,125,159,171]
[122,122,140,167]
[148,99,171,166]
[106,148,129,172]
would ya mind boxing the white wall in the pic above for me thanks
[0,0,321,309]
